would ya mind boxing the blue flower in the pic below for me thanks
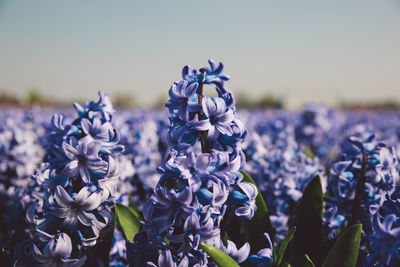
[165,80,200,121]
[197,180,228,214]
[74,92,115,122]
[368,213,400,266]
[225,240,250,264]
[32,233,86,267]
[168,212,220,252]
[50,185,102,229]
[229,182,258,220]
[133,61,247,266]
[152,249,189,267]
[14,92,124,265]
[109,229,127,266]
[323,206,346,239]
[375,147,399,190]
[126,231,157,266]
[81,117,113,142]
[182,59,230,94]
[191,96,234,140]
[62,141,107,183]
[247,233,274,267]
[328,161,355,200]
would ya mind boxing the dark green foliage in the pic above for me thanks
[96,207,116,266]
[276,227,296,266]
[241,170,275,255]
[292,175,323,266]
[322,224,362,267]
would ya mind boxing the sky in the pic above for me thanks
[0,0,399,108]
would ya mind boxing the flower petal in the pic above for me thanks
[81,118,92,135]
[191,120,211,131]
[53,233,72,258]
[202,96,216,118]
[55,186,73,207]
[81,192,102,211]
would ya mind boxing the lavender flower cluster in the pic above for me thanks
[11,93,125,266]
[127,60,268,266]
[242,112,327,243]
[324,133,400,266]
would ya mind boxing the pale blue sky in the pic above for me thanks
[0,0,399,107]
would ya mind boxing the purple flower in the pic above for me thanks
[229,182,258,220]
[168,212,220,252]
[126,231,158,266]
[50,185,102,229]
[323,206,346,239]
[197,180,228,214]
[375,147,399,188]
[151,249,189,267]
[225,240,250,264]
[81,117,112,142]
[247,233,274,267]
[328,161,355,200]
[109,229,127,266]
[32,233,86,267]
[74,92,115,121]
[163,150,211,191]
[234,182,258,220]
[143,187,195,233]
[11,92,124,266]
[191,96,234,140]
[368,213,400,266]
[134,61,247,266]
[62,141,107,183]
[165,80,200,121]
[182,59,230,93]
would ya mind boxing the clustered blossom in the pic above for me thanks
[324,133,400,266]
[0,110,46,189]
[116,111,169,206]
[242,112,326,243]
[0,109,47,250]
[128,60,269,266]
[106,111,169,266]
[13,92,124,266]
[295,103,341,164]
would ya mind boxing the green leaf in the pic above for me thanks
[292,175,323,266]
[301,254,315,267]
[129,204,142,220]
[279,262,291,267]
[322,223,362,267]
[241,170,275,255]
[128,194,148,220]
[115,203,141,242]
[200,242,240,267]
[276,227,296,265]
[304,147,315,159]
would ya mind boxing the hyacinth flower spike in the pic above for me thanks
[127,60,256,266]
[13,92,124,266]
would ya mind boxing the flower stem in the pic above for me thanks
[350,149,367,225]
[197,73,211,153]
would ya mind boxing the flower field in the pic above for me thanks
[1,61,400,266]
